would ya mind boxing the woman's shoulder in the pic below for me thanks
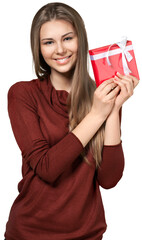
[8,79,38,91]
[7,79,40,101]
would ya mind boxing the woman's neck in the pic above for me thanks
[50,70,74,93]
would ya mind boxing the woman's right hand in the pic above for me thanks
[90,79,120,119]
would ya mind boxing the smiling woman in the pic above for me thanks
[4,2,137,240]
[40,19,78,91]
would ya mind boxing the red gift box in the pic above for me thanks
[89,38,140,87]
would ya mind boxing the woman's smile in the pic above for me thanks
[54,55,72,64]
[40,19,78,74]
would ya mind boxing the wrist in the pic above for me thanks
[104,109,121,145]
[110,106,121,115]
[89,109,106,122]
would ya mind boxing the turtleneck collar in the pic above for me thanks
[38,75,70,118]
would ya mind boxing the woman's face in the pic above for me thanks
[40,19,78,75]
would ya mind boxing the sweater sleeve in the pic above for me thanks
[7,82,84,184]
[96,108,125,189]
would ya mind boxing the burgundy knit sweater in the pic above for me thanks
[4,76,125,240]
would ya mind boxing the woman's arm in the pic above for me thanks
[96,107,124,189]
[8,82,84,184]
[8,79,118,184]
[104,72,139,146]
[72,79,120,146]
[96,141,125,189]
[96,73,139,189]
[104,107,122,145]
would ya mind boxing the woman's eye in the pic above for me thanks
[64,37,72,41]
[44,41,53,45]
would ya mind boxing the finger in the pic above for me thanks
[98,79,114,91]
[129,74,140,88]
[114,79,133,96]
[113,79,128,93]
[103,82,118,96]
[115,75,134,91]
[114,76,133,89]
[115,73,133,83]
[116,72,139,88]
[113,79,134,99]
[116,72,128,79]
[105,85,120,100]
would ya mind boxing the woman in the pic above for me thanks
[4,2,139,240]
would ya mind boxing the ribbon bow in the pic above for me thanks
[106,36,133,75]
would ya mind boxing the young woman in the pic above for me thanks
[4,2,139,240]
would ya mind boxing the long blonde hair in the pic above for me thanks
[30,2,106,168]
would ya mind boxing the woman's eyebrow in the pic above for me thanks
[41,31,74,41]
[62,31,74,37]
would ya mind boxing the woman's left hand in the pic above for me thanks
[112,72,139,111]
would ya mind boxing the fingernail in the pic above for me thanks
[117,72,121,75]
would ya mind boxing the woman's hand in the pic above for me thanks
[91,78,120,120]
[112,72,139,111]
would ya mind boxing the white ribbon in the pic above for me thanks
[106,36,133,75]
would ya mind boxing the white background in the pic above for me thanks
[0,0,142,239]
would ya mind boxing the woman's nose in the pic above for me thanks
[55,42,66,54]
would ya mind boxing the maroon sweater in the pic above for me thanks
[5,76,125,240]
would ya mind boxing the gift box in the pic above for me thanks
[89,37,140,87]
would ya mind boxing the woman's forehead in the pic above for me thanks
[40,19,75,39]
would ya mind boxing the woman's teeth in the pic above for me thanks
[56,56,70,62]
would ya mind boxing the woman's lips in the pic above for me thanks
[54,55,72,64]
